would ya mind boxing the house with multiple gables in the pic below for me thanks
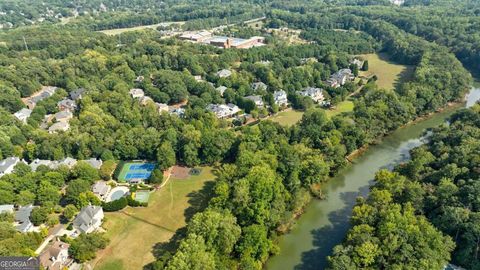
[73,205,104,234]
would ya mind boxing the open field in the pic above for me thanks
[93,167,215,270]
[269,109,304,126]
[325,100,355,118]
[98,22,184,35]
[358,53,414,90]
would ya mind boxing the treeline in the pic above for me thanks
[329,105,480,270]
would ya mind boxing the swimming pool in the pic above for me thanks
[106,186,130,202]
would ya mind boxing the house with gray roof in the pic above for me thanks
[216,86,227,96]
[14,205,34,233]
[92,181,110,201]
[327,68,354,88]
[84,158,103,169]
[216,69,232,78]
[14,108,32,124]
[273,90,288,106]
[251,82,267,92]
[57,157,77,169]
[298,87,325,103]
[0,157,21,177]
[73,205,104,234]
[129,88,145,99]
[29,159,55,171]
[57,99,77,112]
[70,88,86,100]
[48,122,70,134]
[54,111,73,122]
[206,103,240,119]
[245,95,264,107]
[0,205,14,214]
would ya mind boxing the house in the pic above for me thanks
[216,69,232,78]
[129,88,145,99]
[139,96,153,106]
[54,111,73,122]
[351,58,364,69]
[39,240,73,270]
[29,159,55,171]
[298,87,325,103]
[327,69,354,88]
[251,82,267,92]
[57,99,77,112]
[49,122,70,134]
[73,205,104,234]
[0,157,21,177]
[57,157,77,169]
[193,75,203,82]
[245,95,264,107]
[70,88,86,100]
[135,76,145,83]
[206,103,240,119]
[216,86,227,96]
[13,108,32,123]
[25,86,57,109]
[84,158,103,169]
[14,205,34,233]
[40,114,54,130]
[273,90,288,106]
[91,181,111,201]
[156,103,169,113]
[169,107,186,117]
[0,205,14,214]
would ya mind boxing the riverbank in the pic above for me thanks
[266,86,480,270]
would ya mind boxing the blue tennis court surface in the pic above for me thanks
[118,162,156,182]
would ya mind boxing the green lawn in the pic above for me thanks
[269,110,304,126]
[325,100,355,118]
[358,53,414,90]
[93,167,215,270]
[98,22,184,35]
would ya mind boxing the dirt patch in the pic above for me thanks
[171,165,191,179]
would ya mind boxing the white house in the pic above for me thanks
[298,87,325,103]
[14,108,32,123]
[29,159,55,171]
[216,69,232,78]
[327,69,354,88]
[0,157,21,177]
[245,95,264,107]
[73,205,104,234]
[273,90,288,106]
[251,82,267,92]
[206,104,240,119]
[129,88,145,99]
[83,158,103,169]
[0,205,14,214]
[216,86,227,96]
[57,99,77,112]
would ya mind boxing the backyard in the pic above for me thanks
[92,166,215,270]
[358,53,414,90]
[269,109,304,126]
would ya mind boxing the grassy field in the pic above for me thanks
[93,167,215,270]
[358,53,414,90]
[325,100,355,118]
[269,109,304,126]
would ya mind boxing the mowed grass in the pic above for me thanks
[93,167,215,270]
[269,109,304,126]
[358,53,414,90]
[325,100,355,118]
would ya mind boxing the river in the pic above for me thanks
[266,86,480,270]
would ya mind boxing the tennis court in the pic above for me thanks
[134,190,150,203]
[117,162,156,183]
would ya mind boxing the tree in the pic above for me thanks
[187,209,241,255]
[16,190,35,206]
[362,60,369,71]
[71,161,100,182]
[69,233,109,262]
[63,204,78,221]
[99,160,116,180]
[65,179,91,206]
[30,207,49,226]
[36,181,60,206]
[156,142,176,171]
[149,169,164,185]
[165,234,216,270]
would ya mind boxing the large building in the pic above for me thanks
[179,31,265,49]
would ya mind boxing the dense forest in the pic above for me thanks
[0,0,478,269]
[329,105,480,270]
